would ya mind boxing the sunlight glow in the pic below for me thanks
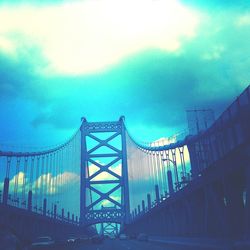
[0,0,200,75]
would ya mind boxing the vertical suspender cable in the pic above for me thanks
[53,152,56,211]
[156,151,162,197]
[35,156,40,211]
[5,157,11,204]
[22,157,28,206]
[6,156,11,179]
[29,157,34,193]
[40,156,45,211]
[14,157,21,206]
[48,154,53,216]
[171,149,179,191]
[159,151,167,197]
[45,155,49,205]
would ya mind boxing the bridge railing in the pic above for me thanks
[0,128,82,227]
[128,85,250,222]
[187,85,250,177]
[125,126,191,221]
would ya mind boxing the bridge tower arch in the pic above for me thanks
[79,117,130,229]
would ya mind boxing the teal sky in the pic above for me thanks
[0,0,250,148]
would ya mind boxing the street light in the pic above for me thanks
[162,158,176,195]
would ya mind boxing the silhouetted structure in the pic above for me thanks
[0,85,250,247]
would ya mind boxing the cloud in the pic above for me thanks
[0,0,68,6]
[9,171,25,190]
[89,163,121,181]
[181,0,250,10]
[0,0,200,75]
[236,13,250,26]
[3,165,120,196]
[0,48,50,105]
[25,6,250,132]
[151,137,177,146]
[100,196,120,207]
[0,1,250,146]
[40,171,80,194]
[2,171,80,196]
[202,45,225,61]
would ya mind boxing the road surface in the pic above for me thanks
[74,239,173,250]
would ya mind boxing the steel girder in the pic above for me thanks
[80,117,130,227]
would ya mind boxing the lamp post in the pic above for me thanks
[162,158,175,195]
[52,200,59,219]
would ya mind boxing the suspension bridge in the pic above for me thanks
[0,85,250,248]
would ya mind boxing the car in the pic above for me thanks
[119,234,128,240]
[137,233,148,241]
[30,236,55,249]
[67,237,80,244]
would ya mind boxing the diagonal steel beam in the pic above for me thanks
[87,132,121,154]
[87,184,122,210]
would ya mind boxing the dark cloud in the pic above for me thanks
[0,53,33,99]
[28,44,249,132]
[0,6,250,142]
[0,40,51,105]
[34,16,249,131]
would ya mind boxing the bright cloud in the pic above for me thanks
[32,171,80,194]
[2,165,120,197]
[89,162,121,180]
[236,13,250,26]
[2,171,80,195]
[0,36,16,56]
[0,0,201,75]
[150,136,177,147]
[9,171,25,188]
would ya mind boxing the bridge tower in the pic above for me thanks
[79,117,130,229]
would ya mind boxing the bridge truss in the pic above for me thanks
[80,117,130,227]
[0,85,249,241]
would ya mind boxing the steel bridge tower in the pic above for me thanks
[79,117,130,229]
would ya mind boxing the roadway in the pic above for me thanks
[74,239,173,250]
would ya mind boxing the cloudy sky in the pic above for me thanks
[0,0,250,148]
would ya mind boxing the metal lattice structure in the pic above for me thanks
[0,85,249,242]
[186,109,215,135]
[101,222,119,237]
[79,117,130,226]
